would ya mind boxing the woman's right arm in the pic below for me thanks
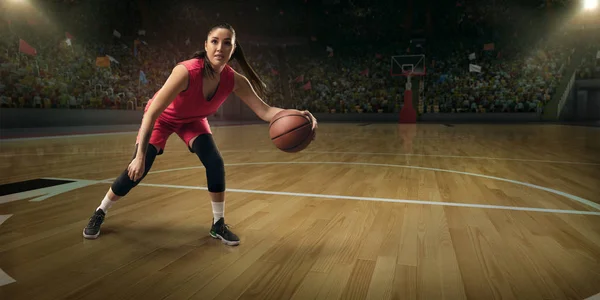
[136,64,189,158]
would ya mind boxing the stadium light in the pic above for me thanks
[584,0,598,10]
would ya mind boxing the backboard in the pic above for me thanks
[391,54,426,77]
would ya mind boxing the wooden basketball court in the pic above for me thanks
[1,123,599,300]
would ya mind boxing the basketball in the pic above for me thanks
[269,109,314,153]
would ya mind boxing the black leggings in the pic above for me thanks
[111,134,225,196]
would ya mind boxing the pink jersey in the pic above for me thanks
[145,58,235,123]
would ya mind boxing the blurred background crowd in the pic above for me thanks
[1,0,599,114]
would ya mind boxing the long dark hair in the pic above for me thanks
[191,23,266,98]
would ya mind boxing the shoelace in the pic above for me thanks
[218,223,233,234]
[88,213,104,228]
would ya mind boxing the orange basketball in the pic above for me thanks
[269,109,314,153]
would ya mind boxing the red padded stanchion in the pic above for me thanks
[399,89,416,123]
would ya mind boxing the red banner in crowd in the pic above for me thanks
[19,39,37,56]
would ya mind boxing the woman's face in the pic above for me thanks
[204,28,235,67]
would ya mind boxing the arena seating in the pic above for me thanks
[1,0,595,114]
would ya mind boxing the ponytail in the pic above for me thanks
[231,41,267,98]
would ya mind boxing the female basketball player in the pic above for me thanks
[83,23,317,246]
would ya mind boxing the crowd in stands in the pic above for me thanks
[0,6,287,110]
[284,45,405,114]
[422,36,574,113]
[1,0,598,114]
[576,34,600,80]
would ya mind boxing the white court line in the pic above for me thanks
[267,150,600,166]
[2,149,598,166]
[0,214,16,287]
[89,160,600,215]
[586,293,600,300]
[0,180,99,204]
[134,183,600,216]
[58,178,600,216]
[139,161,600,212]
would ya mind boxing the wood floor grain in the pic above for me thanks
[0,123,599,300]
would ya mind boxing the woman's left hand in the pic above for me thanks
[303,110,318,140]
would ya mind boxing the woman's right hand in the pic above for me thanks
[126,64,188,183]
[127,156,145,182]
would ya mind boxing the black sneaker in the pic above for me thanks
[83,209,105,239]
[210,218,240,246]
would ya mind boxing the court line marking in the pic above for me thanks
[585,292,600,300]
[0,214,16,287]
[270,150,600,166]
[139,161,600,212]
[218,150,600,166]
[72,160,599,214]
[0,180,99,204]
[39,177,600,216]
[2,149,599,166]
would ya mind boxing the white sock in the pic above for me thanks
[212,201,224,224]
[97,196,114,213]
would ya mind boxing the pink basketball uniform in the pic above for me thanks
[137,58,235,153]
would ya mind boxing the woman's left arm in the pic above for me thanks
[232,72,317,131]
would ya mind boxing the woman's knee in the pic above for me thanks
[111,170,140,196]
[113,144,159,196]
[198,146,224,173]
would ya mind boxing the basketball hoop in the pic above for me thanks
[390,55,427,124]
[390,55,426,91]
